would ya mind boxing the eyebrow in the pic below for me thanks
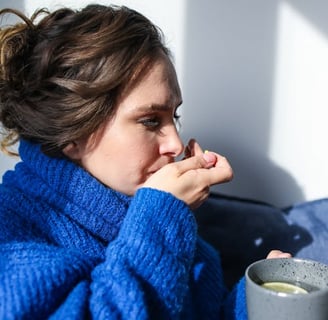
[136,101,183,112]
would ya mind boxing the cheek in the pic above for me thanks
[113,144,159,193]
[129,143,158,169]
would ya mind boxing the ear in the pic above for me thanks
[62,141,85,160]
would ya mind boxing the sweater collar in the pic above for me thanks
[17,140,132,242]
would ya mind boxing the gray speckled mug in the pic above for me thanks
[245,258,328,320]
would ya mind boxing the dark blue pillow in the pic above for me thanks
[195,193,328,288]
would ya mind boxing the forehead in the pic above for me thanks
[119,54,182,110]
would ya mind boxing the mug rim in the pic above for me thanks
[245,257,328,298]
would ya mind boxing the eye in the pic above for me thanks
[139,116,161,129]
[174,111,181,128]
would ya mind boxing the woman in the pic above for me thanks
[0,4,289,319]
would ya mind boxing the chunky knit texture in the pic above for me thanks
[0,140,247,319]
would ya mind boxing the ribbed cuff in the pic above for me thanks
[118,188,197,263]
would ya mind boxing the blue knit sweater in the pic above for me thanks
[0,140,247,319]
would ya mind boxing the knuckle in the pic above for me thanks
[196,156,205,168]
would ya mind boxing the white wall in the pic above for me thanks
[1,0,328,207]
[180,0,328,207]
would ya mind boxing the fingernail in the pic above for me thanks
[203,152,216,163]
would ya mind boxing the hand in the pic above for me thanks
[143,139,233,209]
[266,250,292,259]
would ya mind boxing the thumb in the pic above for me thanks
[203,151,217,167]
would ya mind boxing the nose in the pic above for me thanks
[159,124,184,157]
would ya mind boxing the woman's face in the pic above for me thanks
[67,54,184,195]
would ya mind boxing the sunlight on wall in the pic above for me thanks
[270,1,328,201]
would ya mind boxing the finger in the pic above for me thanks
[190,140,203,156]
[278,253,292,258]
[204,155,234,184]
[174,154,211,175]
[176,153,233,185]
[183,139,196,159]
[184,144,191,159]
[189,139,218,167]
[201,168,233,186]
[203,151,217,168]
[266,250,281,259]
[266,250,292,259]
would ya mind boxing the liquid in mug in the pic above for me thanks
[261,281,319,294]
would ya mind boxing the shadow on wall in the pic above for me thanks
[181,0,328,207]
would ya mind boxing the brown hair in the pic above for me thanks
[0,4,170,156]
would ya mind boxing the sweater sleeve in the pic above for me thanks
[90,187,198,319]
[0,188,198,319]
[223,277,248,320]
